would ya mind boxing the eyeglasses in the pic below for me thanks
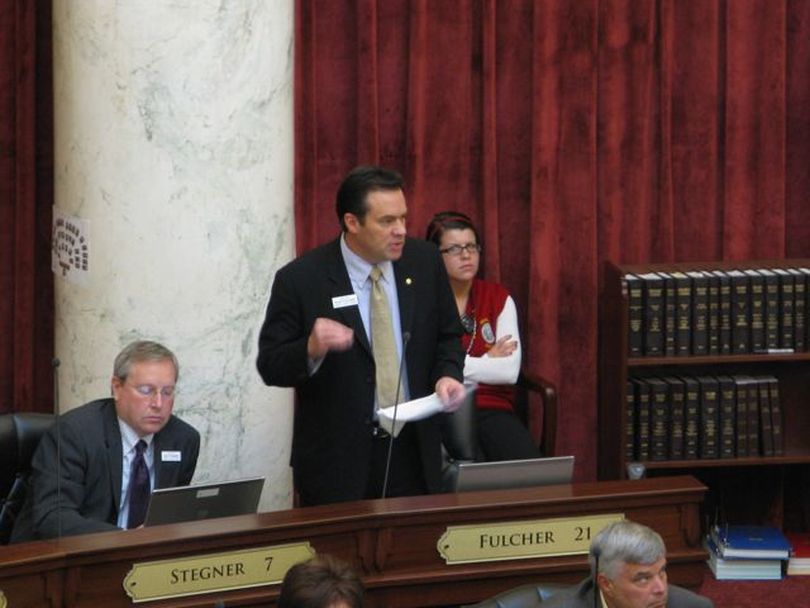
[439,243,482,256]
[129,383,176,399]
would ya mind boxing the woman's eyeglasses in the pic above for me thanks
[439,243,482,256]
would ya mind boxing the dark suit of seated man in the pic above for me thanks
[11,340,200,542]
[543,520,713,608]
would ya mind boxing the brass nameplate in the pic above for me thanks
[438,513,623,564]
[123,542,315,603]
[0,589,6,608]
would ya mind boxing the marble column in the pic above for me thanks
[52,1,295,510]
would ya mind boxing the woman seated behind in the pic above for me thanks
[426,211,541,462]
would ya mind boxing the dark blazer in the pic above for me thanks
[542,577,714,608]
[11,398,199,542]
[257,237,464,505]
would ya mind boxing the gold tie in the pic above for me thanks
[370,266,401,408]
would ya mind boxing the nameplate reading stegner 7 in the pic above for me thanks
[437,513,623,565]
[123,542,314,603]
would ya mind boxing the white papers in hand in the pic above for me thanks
[377,383,476,437]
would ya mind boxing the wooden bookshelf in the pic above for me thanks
[599,259,810,530]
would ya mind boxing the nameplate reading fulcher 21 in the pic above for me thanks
[123,542,314,603]
[437,513,623,565]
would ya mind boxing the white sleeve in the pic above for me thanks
[463,295,521,385]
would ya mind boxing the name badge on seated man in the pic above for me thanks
[161,450,182,462]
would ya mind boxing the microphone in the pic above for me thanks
[53,357,62,539]
[591,545,600,608]
[381,331,410,499]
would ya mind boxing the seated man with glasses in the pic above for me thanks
[11,340,200,542]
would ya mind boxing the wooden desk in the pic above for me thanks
[0,475,706,607]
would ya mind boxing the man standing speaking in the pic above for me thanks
[257,166,465,506]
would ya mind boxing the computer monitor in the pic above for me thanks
[144,477,265,526]
[452,456,574,493]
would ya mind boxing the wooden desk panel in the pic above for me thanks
[0,476,707,607]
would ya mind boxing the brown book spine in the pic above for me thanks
[746,379,760,456]
[789,268,806,352]
[759,268,780,350]
[727,270,750,354]
[681,376,700,459]
[625,274,643,357]
[647,378,669,461]
[660,272,677,356]
[707,272,720,355]
[687,271,710,356]
[754,376,774,457]
[732,375,749,457]
[716,375,736,459]
[774,268,795,350]
[768,377,784,456]
[670,271,692,356]
[632,379,651,461]
[639,273,664,357]
[697,376,719,459]
[663,376,685,460]
[625,380,636,460]
[744,269,766,352]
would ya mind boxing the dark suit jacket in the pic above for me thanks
[11,398,199,542]
[542,577,714,608]
[257,237,464,504]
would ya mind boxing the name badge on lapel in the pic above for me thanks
[161,450,182,462]
[332,294,359,309]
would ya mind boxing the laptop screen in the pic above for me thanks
[144,477,265,526]
[453,456,574,493]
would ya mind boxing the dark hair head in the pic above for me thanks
[335,165,404,231]
[277,555,364,608]
[425,210,480,247]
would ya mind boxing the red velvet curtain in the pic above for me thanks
[0,0,53,414]
[296,0,810,480]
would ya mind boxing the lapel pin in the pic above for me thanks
[406,277,412,285]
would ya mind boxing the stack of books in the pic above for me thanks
[787,532,810,576]
[705,525,790,580]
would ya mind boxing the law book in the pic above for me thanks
[800,267,810,352]
[731,375,750,457]
[646,377,669,461]
[788,268,806,352]
[658,271,677,356]
[758,268,780,350]
[705,536,783,580]
[712,525,791,560]
[745,376,761,456]
[753,375,774,457]
[686,271,709,356]
[773,268,795,350]
[696,375,719,459]
[744,269,766,352]
[787,532,810,576]
[638,272,665,357]
[670,271,692,356]
[625,273,644,357]
[707,271,720,355]
[661,376,685,460]
[632,378,651,461]
[708,270,733,355]
[716,375,737,459]
[726,270,750,354]
[625,380,636,461]
[680,376,700,459]
[767,376,784,456]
